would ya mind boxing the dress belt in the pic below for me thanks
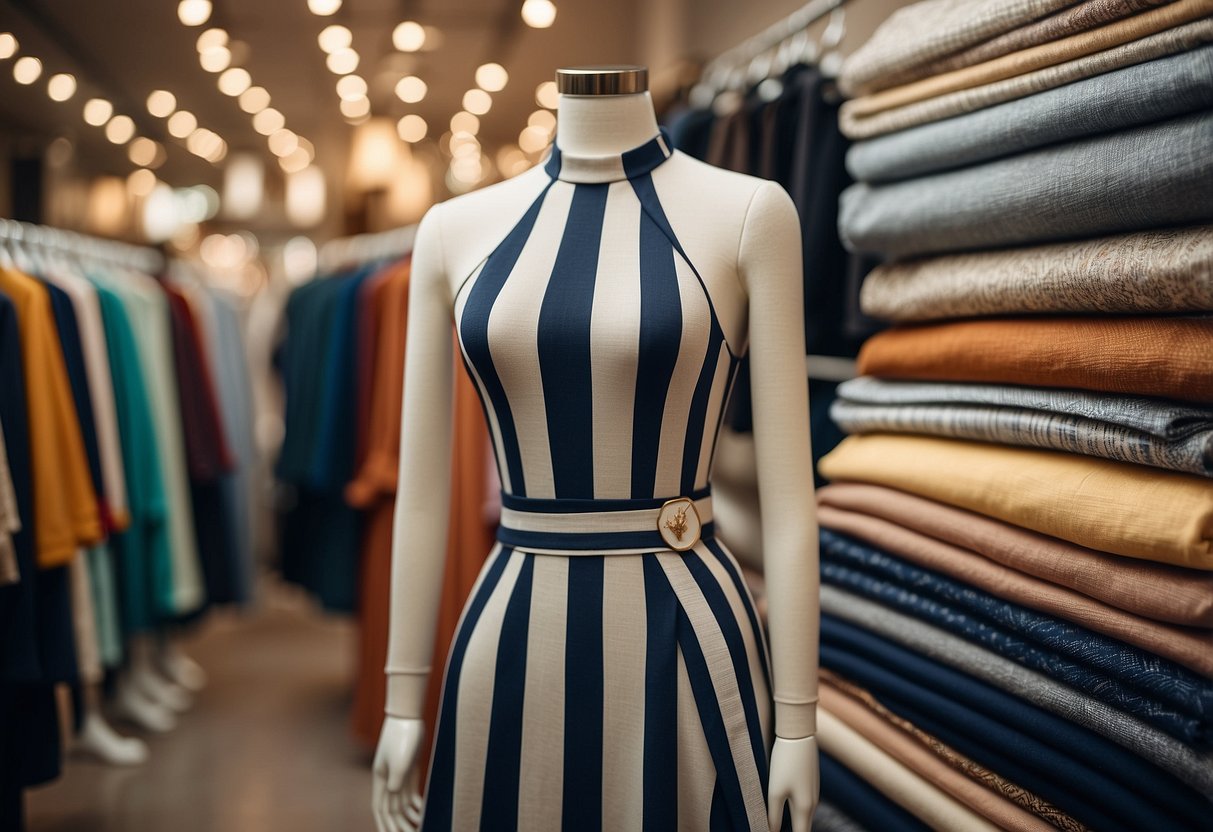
[497,488,714,555]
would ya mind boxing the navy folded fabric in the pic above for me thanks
[846,45,1213,183]
[838,110,1213,258]
[820,752,931,832]
[822,615,1212,829]
[820,531,1210,744]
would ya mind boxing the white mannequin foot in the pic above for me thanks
[113,676,177,733]
[132,664,193,713]
[73,711,149,765]
[158,643,207,692]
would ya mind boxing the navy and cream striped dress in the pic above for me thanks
[425,130,774,831]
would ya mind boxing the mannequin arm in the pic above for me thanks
[738,181,820,828]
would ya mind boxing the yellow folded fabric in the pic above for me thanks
[818,434,1213,569]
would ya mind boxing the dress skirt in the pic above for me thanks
[421,539,774,831]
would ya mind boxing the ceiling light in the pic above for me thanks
[238,85,270,113]
[450,132,479,158]
[528,108,556,132]
[339,96,370,119]
[178,0,213,26]
[462,88,492,115]
[268,128,299,157]
[449,111,479,135]
[196,27,227,52]
[396,114,426,143]
[252,107,284,135]
[497,144,530,178]
[167,109,198,138]
[188,127,224,159]
[335,74,367,101]
[317,24,351,53]
[127,168,157,198]
[392,20,425,52]
[535,80,559,109]
[394,75,426,103]
[326,47,359,74]
[279,146,311,174]
[475,63,508,92]
[286,166,326,227]
[519,124,550,153]
[13,56,41,85]
[307,0,341,15]
[128,137,163,168]
[199,45,231,73]
[218,67,252,96]
[82,98,114,126]
[207,138,227,163]
[47,73,76,102]
[147,89,176,117]
[297,136,315,162]
[105,115,136,144]
[521,0,557,28]
[0,34,17,60]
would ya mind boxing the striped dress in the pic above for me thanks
[425,130,774,831]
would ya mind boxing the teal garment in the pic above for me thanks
[86,544,122,667]
[92,282,172,631]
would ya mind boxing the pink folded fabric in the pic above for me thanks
[817,482,1213,628]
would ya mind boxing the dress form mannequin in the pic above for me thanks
[374,65,820,831]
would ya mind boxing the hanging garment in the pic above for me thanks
[419,132,775,831]
[0,420,19,586]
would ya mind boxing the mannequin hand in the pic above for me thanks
[372,717,425,832]
[767,735,820,832]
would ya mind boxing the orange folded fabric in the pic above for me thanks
[857,316,1213,404]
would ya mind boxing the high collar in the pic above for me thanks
[544,128,674,184]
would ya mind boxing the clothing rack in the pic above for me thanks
[0,218,164,273]
[317,224,417,274]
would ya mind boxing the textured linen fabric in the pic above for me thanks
[818,482,1213,627]
[840,110,1213,258]
[821,585,1213,798]
[848,46,1213,183]
[820,681,1068,832]
[820,752,932,832]
[856,316,1213,404]
[817,708,1002,831]
[845,0,1211,119]
[811,802,867,832]
[838,0,1078,96]
[858,225,1213,318]
[841,17,1213,139]
[817,503,1213,674]
[830,382,1213,476]
[820,613,1213,830]
[818,434,1213,568]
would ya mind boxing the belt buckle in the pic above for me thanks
[658,497,701,552]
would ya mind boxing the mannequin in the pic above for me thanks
[373,65,820,831]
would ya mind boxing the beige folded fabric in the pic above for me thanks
[839,0,1078,96]
[818,483,1213,627]
[817,434,1213,569]
[841,17,1213,139]
[859,226,1213,321]
[817,502,1213,675]
[820,680,1079,832]
[847,0,1211,118]
[818,706,1003,831]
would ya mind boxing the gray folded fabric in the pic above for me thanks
[858,226,1213,321]
[821,585,1213,799]
[813,802,868,832]
[839,110,1213,258]
[832,377,1213,476]
[847,45,1213,183]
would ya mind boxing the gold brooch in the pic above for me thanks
[664,505,689,541]
[658,497,701,552]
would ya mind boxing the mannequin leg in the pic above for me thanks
[112,670,176,734]
[72,684,148,765]
[157,636,207,693]
[127,635,193,713]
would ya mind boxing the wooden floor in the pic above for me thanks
[27,585,375,832]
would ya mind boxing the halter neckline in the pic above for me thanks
[544,128,674,184]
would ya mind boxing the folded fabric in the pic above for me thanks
[857,225,1213,318]
[818,482,1213,628]
[820,752,933,832]
[818,502,1213,674]
[840,110,1213,257]
[841,17,1213,139]
[818,708,1003,831]
[821,614,1213,830]
[839,0,1079,96]
[857,316,1213,404]
[830,395,1213,477]
[812,802,868,832]
[822,585,1213,798]
[820,680,1069,832]
[912,0,1177,79]
[847,46,1213,182]
[846,0,1210,119]
[821,529,1213,717]
[818,434,1213,568]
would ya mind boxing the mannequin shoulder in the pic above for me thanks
[658,152,794,220]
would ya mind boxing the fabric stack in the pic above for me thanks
[806,1,1213,829]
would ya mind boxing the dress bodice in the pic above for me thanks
[454,131,742,502]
